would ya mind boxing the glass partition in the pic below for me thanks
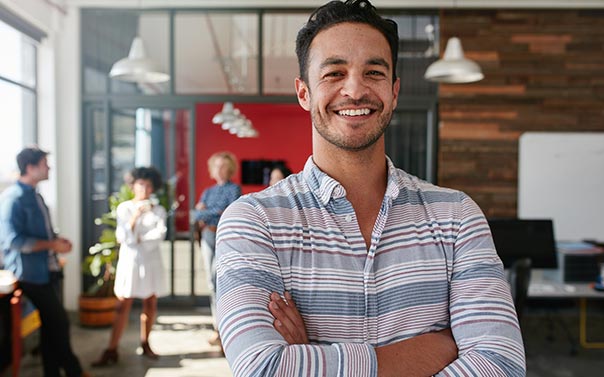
[175,12,258,94]
[81,10,171,95]
[262,13,308,95]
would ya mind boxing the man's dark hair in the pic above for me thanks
[17,146,49,176]
[295,0,399,83]
[131,166,163,192]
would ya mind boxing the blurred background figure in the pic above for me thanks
[268,163,292,186]
[192,151,241,347]
[0,146,90,377]
[93,166,167,367]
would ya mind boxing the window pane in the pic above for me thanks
[0,21,36,88]
[175,12,258,94]
[82,11,170,95]
[0,81,35,190]
[111,108,173,192]
[91,108,107,195]
[262,13,307,95]
[111,109,136,192]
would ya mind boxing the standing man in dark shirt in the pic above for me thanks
[0,146,90,377]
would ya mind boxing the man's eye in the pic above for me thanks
[324,71,343,78]
[368,70,386,77]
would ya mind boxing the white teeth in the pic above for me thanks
[338,108,371,116]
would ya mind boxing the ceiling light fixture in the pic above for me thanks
[109,36,170,83]
[424,37,484,84]
[109,0,169,84]
[212,102,259,138]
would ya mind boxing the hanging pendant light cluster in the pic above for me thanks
[212,102,258,138]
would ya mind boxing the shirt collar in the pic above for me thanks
[16,180,36,193]
[302,155,401,206]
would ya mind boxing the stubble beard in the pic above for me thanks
[311,105,392,152]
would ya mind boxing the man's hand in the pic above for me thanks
[268,291,309,344]
[52,237,72,253]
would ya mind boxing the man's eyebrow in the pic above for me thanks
[319,57,347,70]
[367,57,390,70]
[318,57,391,71]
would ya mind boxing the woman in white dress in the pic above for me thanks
[92,166,167,366]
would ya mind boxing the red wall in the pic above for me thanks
[195,102,312,198]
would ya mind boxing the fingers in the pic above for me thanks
[268,291,309,344]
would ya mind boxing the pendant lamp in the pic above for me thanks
[212,102,259,138]
[109,36,170,83]
[424,37,484,84]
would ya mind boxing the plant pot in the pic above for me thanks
[78,295,118,327]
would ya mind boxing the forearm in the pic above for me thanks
[376,329,457,377]
[17,238,55,253]
[220,296,376,377]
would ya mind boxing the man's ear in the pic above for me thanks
[295,77,310,111]
[391,77,400,110]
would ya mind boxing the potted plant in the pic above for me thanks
[78,184,133,327]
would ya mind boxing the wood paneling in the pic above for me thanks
[437,9,604,217]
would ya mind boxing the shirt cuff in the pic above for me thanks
[335,343,377,377]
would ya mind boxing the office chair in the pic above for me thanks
[509,258,532,323]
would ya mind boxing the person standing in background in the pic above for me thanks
[268,163,292,186]
[193,151,241,347]
[92,166,167,366]
[0,146,91,377]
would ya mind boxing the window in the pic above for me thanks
[0,19,38,192]
[175,12,258,94]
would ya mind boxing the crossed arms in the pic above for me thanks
[268,291,458,377]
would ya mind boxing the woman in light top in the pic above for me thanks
[93,166,167,366]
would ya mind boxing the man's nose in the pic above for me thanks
[339,74,369,100]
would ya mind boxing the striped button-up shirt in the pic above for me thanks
[216,157,525,377]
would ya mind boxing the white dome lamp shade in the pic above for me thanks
[424,37,484,84]
[109,36,170,83]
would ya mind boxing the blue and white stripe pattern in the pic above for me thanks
[216,156,525,376]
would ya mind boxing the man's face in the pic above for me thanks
[295,22,400,152]
[29,156,50,183]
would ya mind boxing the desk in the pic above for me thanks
[528,272,604,349]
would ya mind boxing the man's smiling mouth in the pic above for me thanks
[337,108,372,116]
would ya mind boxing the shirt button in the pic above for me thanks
[345,214,352,222]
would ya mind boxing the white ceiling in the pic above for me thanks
[69,0,604,9]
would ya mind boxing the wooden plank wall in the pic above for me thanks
[437,9,604,218]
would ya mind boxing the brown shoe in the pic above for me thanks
[139,341,159,360]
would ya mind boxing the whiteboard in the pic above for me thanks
[518,132,604,241]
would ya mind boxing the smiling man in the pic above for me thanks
[215,1,526,376]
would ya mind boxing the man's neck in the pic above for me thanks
[18,176,38,188]
[312,143,388,199]
[313,140,389,249]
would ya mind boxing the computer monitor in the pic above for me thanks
[487,218,558,269]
